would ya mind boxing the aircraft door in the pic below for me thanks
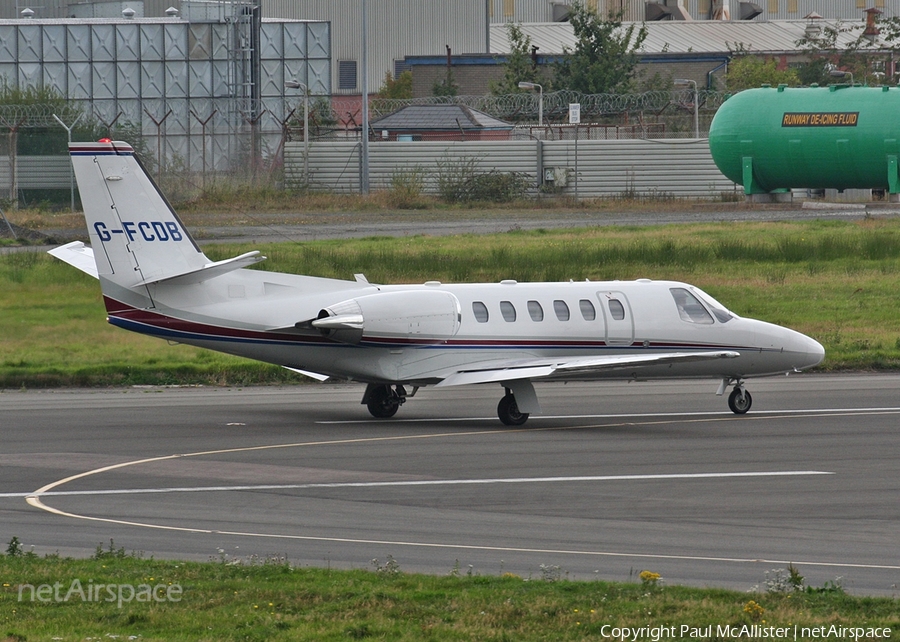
[597,291,634,346]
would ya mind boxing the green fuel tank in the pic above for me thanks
[708,85,900,195]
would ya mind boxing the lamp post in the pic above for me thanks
[285,79,309,187]
[518,81,543,127]
[360,0,369,194]
[674,78,699,139]
[52,112,83,211]
[829,69,854,85]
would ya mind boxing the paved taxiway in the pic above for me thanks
[2,375,898,594]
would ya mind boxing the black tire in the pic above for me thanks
[728,387,752,414]
[497,394,529,426]
[367,385,400,419]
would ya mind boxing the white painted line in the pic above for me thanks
[316,407,900,424]
[2,470,833,500]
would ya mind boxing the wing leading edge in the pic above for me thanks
[435,350,740,387]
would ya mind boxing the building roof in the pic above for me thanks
[370,104,513,130]
[489,19,885,56]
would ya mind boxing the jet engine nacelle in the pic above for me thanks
[311,289,462,345]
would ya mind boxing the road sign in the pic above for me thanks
[569,103,581,124]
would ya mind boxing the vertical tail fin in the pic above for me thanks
[71,140,208,288]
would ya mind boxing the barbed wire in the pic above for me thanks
[364,89,729,123]
[0,90,730,132]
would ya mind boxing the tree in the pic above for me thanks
[376,70,413,99]
[552,2,648,94]
[432,69,459,97]
[490,23,544,95]
[796,18,900,85]
[725,55,800,91]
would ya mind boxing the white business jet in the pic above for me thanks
[50,141,824,425]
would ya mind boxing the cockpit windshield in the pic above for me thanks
[691,287,736,323]
[670,287,736,324]
[670,288,714,324]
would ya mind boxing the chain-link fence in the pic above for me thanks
[2,89,729,206]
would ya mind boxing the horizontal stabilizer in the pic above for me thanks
[436,351,740,387]
[137,251,266,286]
[47,242,99,279]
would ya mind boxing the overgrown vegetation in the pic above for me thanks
[435,156,531,203]
[3,219,900,387]
[725,54,801,91]
[2,543,898,641]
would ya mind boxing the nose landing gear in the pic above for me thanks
[720,378,752,414]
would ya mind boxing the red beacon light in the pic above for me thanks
[98,138,112,143]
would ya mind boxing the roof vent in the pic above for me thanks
[804,12,823,38]
[20,7,34,18]
[122,7,136,19]
[165,6,179,17]
[551,2,569,21]
[739,2,763,19]
[646,3,673,20]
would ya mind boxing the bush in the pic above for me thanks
[436,156,531,203]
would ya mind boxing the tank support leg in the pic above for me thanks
[887,155,900,197]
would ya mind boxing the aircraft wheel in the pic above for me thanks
[498,394,529,426]
[727,387,752,414]
[367,385,400,419]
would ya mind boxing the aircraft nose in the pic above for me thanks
[793,332,825,370]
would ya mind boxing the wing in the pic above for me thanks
[434,351,740,387]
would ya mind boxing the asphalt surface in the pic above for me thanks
[5,199,898,250]
[2,375,899,595]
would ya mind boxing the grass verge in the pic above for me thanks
[2,545,898,641]
[3,218,900,387]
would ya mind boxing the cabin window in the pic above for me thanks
[670,288,714,325]
[553,300,570,321]
[500,300,517,322]
[472,301,489,323]
[608,299,626,321]
[527,300,544,321]
[579,299,596,321]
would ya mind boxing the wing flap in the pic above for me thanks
[435,351,739,387]
[283,366,330,381]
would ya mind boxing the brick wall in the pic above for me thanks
[410,59,729,97]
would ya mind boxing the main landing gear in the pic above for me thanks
[497,389,529,426]
[362,384,416,419]
[720,378,752,414]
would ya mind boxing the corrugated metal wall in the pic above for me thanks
[285,138,737,198]
[542,138,734,197]
[687,0,898,20]
[262,0,489,93]
[285,140,537,193]
[0,156,72,191]
[485,0,898,22]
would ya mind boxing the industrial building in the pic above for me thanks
[0,6,330,178]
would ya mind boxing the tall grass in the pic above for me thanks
[2,553,898,641]
[3,219,900,386]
